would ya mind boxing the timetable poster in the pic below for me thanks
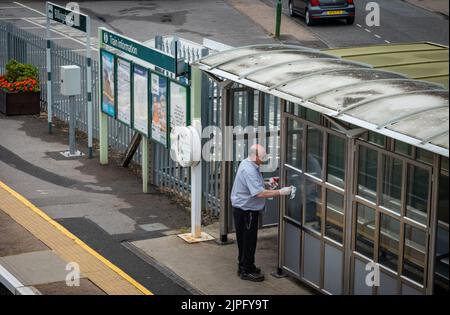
[116,58,132,126]
[151,73,168,147]
[133,65,149,136]
[170,82,188,130]
[101,50,116,118]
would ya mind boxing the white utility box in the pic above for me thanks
[60,65,81,96]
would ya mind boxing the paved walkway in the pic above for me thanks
[404,0,449,17]
[130,223,313,295]
[0,112,314,295]
[227,0,326,48]
[0,181,149,295]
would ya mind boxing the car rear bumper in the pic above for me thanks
[309,5,355,19]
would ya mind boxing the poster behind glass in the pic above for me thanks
[170,81,188,130]
[151,73,168,147]
[116,58,132,126]
[101,50,116,118]
[133,65,149,136]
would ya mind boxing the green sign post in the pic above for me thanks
[46,2,94,158]
[47,2,87,33]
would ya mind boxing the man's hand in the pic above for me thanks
[269,177,280,189]
[279,186,293,196]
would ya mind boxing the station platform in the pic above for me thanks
[0,181,152,295]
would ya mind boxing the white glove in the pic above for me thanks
[279,186,293,196]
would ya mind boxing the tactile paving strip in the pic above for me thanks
[0,181,152,295]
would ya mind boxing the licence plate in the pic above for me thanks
[326,10,345,15]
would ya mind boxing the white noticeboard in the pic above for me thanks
[170,81,188,130]
[133,65,149,136]
[151,73,168,147]
[117,58,132,126]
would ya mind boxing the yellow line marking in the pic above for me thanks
[0,180,153,295]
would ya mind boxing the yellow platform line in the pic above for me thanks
[0,180,153,296]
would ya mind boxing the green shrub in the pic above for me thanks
[5,59,39,83]
[0,60,40,92]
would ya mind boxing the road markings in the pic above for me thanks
[5,2,99,51]
[385,40,391,44]
[0,6,22,9]
[20,26,43,30]
[374,34,381,39]
[22,17,99,51]
[13,1,46,16]
[365,28,371,33]
[0,180,153,295]
[356,24,362,28]
[0,17,37,20]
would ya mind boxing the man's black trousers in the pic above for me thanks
[233,207,260,273]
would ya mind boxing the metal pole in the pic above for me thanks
[191,66,203,238]
[69,95,76,155]
[275,0,282,38]
[86,16,93,158]
[142,137,149,193]
[219,86,233,244]
[343,135,357,294]
[46,2,53,134]
[99,28,108,165]
[427,154,441,294]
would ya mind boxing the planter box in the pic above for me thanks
[0,90,40,116]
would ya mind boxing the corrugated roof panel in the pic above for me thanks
[325,43,445,58]
[278,69,404,100]
[311,79,445,111]
[196,43,450,156]
[424,77,449,89]
[379,61,449,80]
[201,45,314,67]
[220,51,336,76]
[337,50,449,68]
[247,59,365,87]
[431,133,450,149]
[387,107,449,143]
[346,91,448,126]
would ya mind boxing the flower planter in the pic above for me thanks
[0,90,40,116]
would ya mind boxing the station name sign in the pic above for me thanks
[101,29,189,77]
[47,2,88,33]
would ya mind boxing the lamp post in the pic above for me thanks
[275,0,282,38]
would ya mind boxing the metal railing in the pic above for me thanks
[0,21,141,163]
[154,35,223,214]
[1,22,224,214]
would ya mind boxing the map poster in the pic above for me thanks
[116,58,132,126]
[132,65,149,136]
[151,73,168,147]
[101,50,116,118]
[170,81,188,130]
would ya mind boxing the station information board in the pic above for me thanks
[116,58,132,126]
[100,50,116,118]
[151,73,168,147]
[132,65,150,137]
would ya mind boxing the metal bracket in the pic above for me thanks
[323,115,366,138]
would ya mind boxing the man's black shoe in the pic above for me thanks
[237,266,261,276]
[240,271,265,282]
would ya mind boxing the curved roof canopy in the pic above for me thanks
[195,44,449,157]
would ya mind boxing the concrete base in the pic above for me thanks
[60,150,84,158]
[271,270,289,279]
[132,227,313,295]
[177,232,215,244]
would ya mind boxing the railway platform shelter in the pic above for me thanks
[194,42,449,295]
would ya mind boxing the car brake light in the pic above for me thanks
[310,0,320,6]
[347,0,354,4]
